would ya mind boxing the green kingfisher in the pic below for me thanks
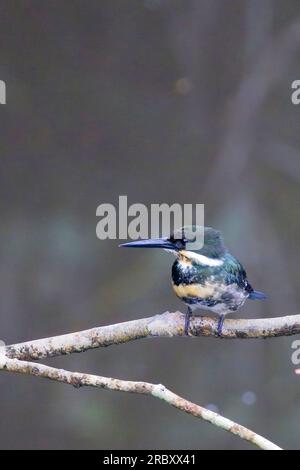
[120,226,266,336]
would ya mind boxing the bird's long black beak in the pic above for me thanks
[119,238,175,250]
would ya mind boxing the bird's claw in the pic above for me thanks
[217,315,225,337]
[184,308,192,336]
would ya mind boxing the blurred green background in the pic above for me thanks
[0,0,299,450]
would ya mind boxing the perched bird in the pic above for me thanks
[120,226,266,336]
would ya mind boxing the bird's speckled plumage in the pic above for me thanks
[172,251,252,315]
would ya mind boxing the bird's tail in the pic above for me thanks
[248,290,267,300]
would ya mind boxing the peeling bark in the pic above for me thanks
[4,311,300,361]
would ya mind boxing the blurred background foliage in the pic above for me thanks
[0,0,299,449]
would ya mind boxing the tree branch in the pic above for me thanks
[5,311,300,361]
[0,355,281,450]
[0,311,289,449]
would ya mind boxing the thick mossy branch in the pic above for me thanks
[5,311,300,361]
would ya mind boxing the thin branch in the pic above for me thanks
[5,311,300,361]
[0,355,281,450]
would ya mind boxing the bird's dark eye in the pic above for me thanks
[168,236,186,250]
[175,240,184,250]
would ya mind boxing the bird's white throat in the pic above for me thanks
[180,250,224,267]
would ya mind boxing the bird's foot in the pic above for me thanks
[184,307,192,336]
[217,314,225,337]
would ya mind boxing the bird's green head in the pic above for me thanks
[120,226,227,261]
